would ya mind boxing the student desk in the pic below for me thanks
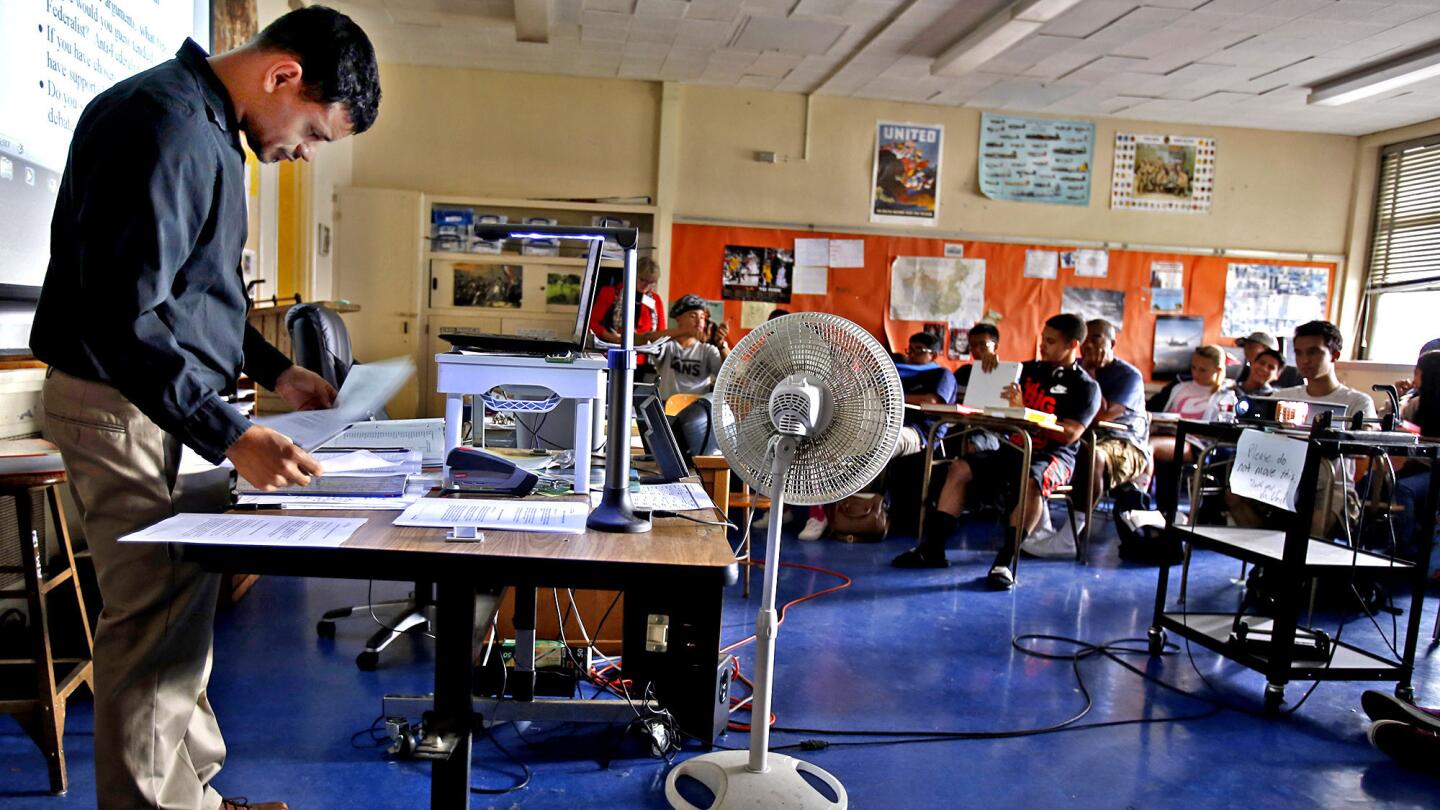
[911,405,1070,579]
[177,496,738,810]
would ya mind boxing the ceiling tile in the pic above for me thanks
[674,19,736,48]
[749,50,806,76]
[793,0,855,18]
[636,0,689,17]
[729,14,848,54]
[1042,1,1139,38]
[585,0,637,13]
[687,0,743,22]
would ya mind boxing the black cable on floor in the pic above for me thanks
[470,724,532,796]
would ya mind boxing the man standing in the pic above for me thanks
[1080,319,1150,510]
[31,8,380,809]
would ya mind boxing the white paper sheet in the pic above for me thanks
[792,265,828,295]
[393,498,589,534]
[795,238,830,267]
[944,243,965,258]
[1075,249,1109,278]
[1230,429,1308,513]
[315,449,422,476]
[829,240,865,268]
[629,482,717,513]
[235,495,417,511]
[962,361,1022,409]
[1024,250,1058,279]
[320,418,447,466]
[120,514,366,547]
[254,357,418,451]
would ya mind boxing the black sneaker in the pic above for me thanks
[891,546,949,568]
[1368,719,1440,770]
[1362,690,1440,733]
[987,565,1015,589]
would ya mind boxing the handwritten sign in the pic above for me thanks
[1230,429,1308,512]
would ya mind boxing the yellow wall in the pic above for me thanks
[674,86,1358,256]
[351,64,661,200]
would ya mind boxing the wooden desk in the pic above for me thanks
[912,405,1067,580]
[177,497,737,810]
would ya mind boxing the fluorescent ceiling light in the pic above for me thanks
[931,0,1084,77]
[1308,42,1440,106]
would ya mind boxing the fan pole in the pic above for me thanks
[588,244,650,533]
[664,435,847,809]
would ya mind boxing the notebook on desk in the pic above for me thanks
[438,238,604,357]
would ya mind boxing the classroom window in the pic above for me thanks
[1363,135,1440,362]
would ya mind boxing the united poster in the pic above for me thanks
[871,121,943,226]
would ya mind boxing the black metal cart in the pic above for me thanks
[1147,417,1438,715]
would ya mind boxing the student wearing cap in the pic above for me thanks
[1235,331,1302,389]
[650,294,728,400]
[1237,343,1284,397]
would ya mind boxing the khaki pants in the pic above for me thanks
[43,369,226,810]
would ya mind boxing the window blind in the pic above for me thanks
[1367,135,1440,294]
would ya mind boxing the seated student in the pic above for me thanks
[894,331,958,457]
[591,256,665,380]
[1381,350,1440,562]
[1389,337,1440,418]
[1226,320,1377,536]
[1235,332,1303,389]
[1149,345,1231,468]
[892,314,1100,589]
[949,323,1004,454]
[1237,344,1283,398]
[649,294,728,400]
[1080,319,1150,508]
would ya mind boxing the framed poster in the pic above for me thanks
[978,113,1093,206]
[1111,133,1216,213]
[871,121,943,226]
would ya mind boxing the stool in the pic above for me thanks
[0,469,95,795]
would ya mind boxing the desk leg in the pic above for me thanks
[445,394,464,455]
[574,398,593,495]
[512,587,536,702]
[431,580,476,810]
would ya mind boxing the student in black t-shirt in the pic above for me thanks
[893,313,1101,588]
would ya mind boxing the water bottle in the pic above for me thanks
[1216,387,1238,423]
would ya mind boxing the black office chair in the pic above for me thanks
[286,304,429,670]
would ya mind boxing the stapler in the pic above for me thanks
[444,446,539,496]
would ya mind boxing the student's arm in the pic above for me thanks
[589,286,622,343]
[1057,380,1103,445]
[1093,367,1141,424]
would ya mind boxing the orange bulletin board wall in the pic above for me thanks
[670,223,1337,381]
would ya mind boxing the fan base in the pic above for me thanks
[664,750,847,809]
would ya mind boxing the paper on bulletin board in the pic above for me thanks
[741,301,772,328]
[1151,287,1184,312]
[1230,429,1308,512]
[795,238,830,267]
[703,299,725,324]
[889,256,985,327]
[829,239,865,268]
[793,265,828,295]
[944,243,965,258]
[1024,250,1057,280]
[1075,249,1109,278]
[1150,261,1183,288]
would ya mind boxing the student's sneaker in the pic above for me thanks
[751,510,771,531]
[987,565,1016,589]
[1362,690,1440,733]
[1367,719,1440,770]
[797,516,828,541]
[891,546,949,568]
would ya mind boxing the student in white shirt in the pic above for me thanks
[649,294,728,401]
[1227,320,1377,535]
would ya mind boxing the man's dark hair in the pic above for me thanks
[908,331,941,352]
[254,6,381,133]
[1293,320,1343,360]
[968,322,1000,344]
[1046,313,1087,343]
[767,308,790,321]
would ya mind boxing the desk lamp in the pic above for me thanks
[472,223,649,533]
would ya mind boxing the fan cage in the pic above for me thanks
[713,313,905,505]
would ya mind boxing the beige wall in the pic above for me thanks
[352,64,661,201]
[674,86,1359,256]
[352,64,1360,258]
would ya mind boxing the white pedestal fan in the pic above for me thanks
[665,313,905,810]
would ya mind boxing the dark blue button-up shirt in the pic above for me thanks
[31,39,291,464]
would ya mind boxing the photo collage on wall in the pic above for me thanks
[722,245,794,303]
[1111,133,1216,213]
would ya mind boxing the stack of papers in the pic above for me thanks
[120,514,367,548]
[320,418,447,466]
[394,498,589,534]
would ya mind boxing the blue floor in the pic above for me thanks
[4,511,1438,808]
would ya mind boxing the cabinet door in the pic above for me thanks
[333,188,424,418]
